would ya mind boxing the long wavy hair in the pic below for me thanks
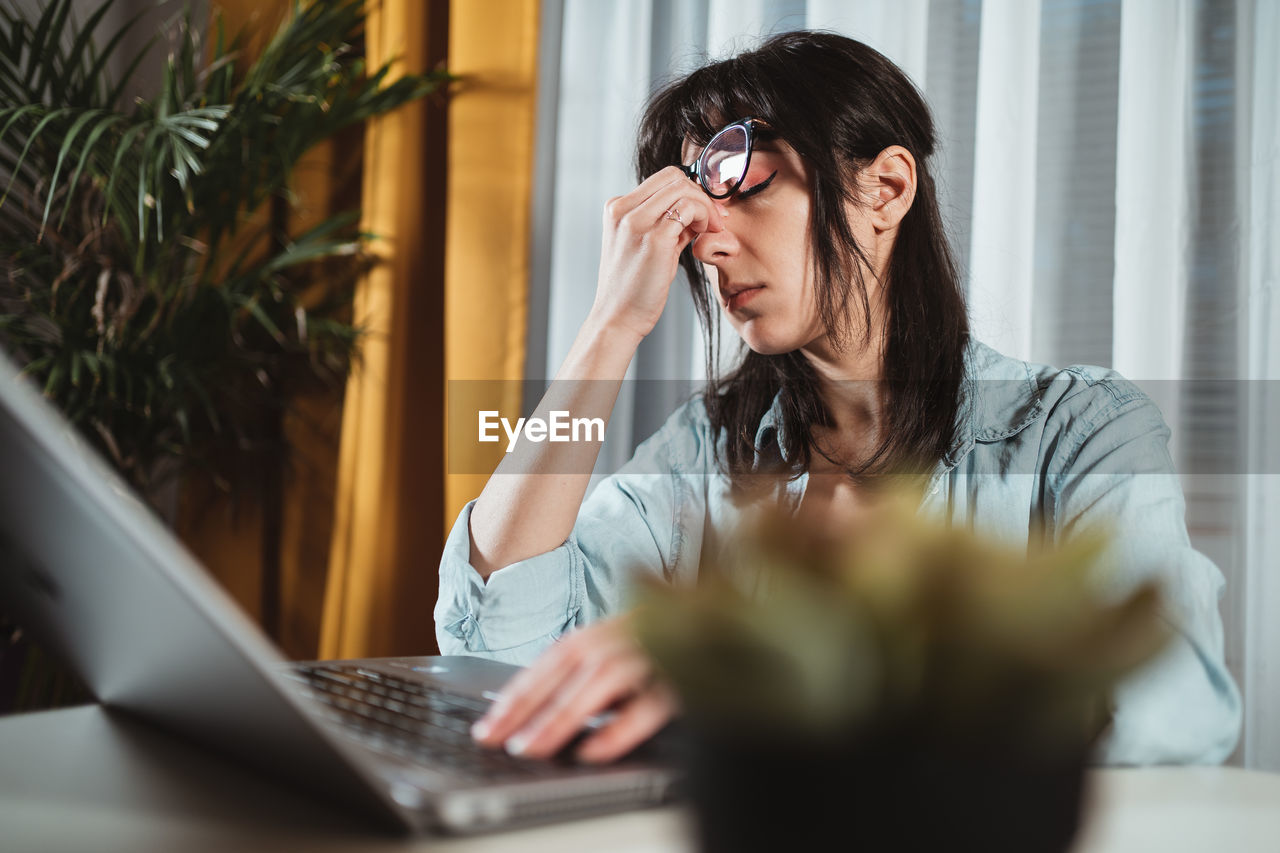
[636,31,969,492]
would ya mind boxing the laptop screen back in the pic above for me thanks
[0,350,407,829]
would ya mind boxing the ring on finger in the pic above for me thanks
[662,205,683,224]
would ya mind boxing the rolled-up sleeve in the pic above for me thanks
[434,498,588,664]
[434,401,709,665]
[1047,383,1242,765]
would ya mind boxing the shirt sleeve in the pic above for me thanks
[1046,381,1242,765]
[434,401,710,666]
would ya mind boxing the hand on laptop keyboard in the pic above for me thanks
[469,615,679,764]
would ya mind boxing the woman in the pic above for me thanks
[435,32,1240,766]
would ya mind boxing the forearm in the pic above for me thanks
[468,314,642,580]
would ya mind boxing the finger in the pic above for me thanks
[604,166,698,223]
[470,642,580,746]
[640,180,723,236]
[503,651,650,758]
[503,652,653,759]
[575,682,679,764]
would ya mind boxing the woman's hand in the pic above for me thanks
[469,615,678,763]
[589,166,725,343]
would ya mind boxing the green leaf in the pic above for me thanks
[161,119,216,150]
[1,107,74,212]
[23,0,69,96]
[40,108,107,237]
[80,351,102,382]
[102,122,148,236]
[50,0,117,105]
[57,111,124,229]
[0,104,45,154]
[0,41,33,106]
[235,295,286,344]
[157,49,175,120]
[44,359,64,396]
[167,107,228,134]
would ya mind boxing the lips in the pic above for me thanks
[721,283,765,311]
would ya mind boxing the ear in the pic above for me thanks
[865,145,917,231]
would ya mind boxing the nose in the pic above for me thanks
[690,203,738,264]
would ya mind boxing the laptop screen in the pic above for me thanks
[0,349,408,829]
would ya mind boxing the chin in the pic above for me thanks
[744,339,794,356]
[723,311,809,356]
[735,325,800,356]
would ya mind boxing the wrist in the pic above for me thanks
[558,314,643,380]
[583,306,648,350]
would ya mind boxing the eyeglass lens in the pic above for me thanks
[700,125,749,197]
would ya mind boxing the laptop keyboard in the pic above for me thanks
[285,663,566,782]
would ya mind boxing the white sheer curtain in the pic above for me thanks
[531,0,1280,769]
[1240,0,1280,773]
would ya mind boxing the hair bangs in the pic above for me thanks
[636,59,786,179]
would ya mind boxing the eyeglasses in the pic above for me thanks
[681,117,772,199]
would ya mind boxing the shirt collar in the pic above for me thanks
[947,338,1046,464]
[751,387,791,470]
[750,338,1046,470]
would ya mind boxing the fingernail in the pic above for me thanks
[471,719,492,740]
[505,731,531,756]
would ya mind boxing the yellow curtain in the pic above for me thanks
[444,0,541,523]
[320,0,540,658]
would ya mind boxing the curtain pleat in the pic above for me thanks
[967,0,1041,361]
[320,0,448,659]
[806,0,931,84]
[1240,0,1280,770]
[321,0,541,658]
[443,0,541,525]
[1114,0,1194,383]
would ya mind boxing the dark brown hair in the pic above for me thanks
[636,30,969,490]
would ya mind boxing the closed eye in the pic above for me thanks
[736,170,778,200]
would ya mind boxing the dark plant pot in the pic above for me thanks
[682,725,1086,853]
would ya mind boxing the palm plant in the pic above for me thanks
[0,0,448,498]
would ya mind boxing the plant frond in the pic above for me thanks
[41,108,109,238]
[1,107,75,210]
[22,0,72,99]
[51,0,117,107]
[57,112,124,229]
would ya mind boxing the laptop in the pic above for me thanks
[0,348,680,834]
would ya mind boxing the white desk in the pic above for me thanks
[2,704,1276,852]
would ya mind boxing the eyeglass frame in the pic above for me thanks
[680,117,774,200]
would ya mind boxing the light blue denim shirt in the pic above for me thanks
[435,339,1242,765]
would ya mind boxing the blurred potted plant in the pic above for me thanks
[633,491,1169,852]
[0,0,448,707]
